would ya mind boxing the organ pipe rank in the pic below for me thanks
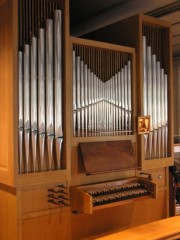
[18,5,63,174]
[72,42,133,137]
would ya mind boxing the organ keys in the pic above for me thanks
[70,177,157,214]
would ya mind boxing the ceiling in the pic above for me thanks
[70,0,180,57]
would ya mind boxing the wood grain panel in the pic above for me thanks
[80,140,136,175]
[22,208,71,240]
[0,185,18,240]
[86,215,180,240]
[0,0,18,186]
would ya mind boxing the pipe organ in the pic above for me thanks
[0,0,174,238]
[18,0,64,173]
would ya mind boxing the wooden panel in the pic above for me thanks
[80,140,136,175]
[0,0,18,186]
[18,170,68,187]
[87,215,180,240]
[22,208,71,240]
[173,45,180,56]
[22,187,58,213]
[172,34,180,46]
[0,184,18,240]
[136,167,167,188]
[22,182,69,213]
[71,189,168,240]
[70,141,137,187]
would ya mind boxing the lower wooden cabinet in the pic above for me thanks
[22,209,71,240]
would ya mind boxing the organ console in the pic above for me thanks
[70,177,157,214]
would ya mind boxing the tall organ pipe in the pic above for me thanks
[38,28,46,171]
[24,44,30,173]
[164,74,168,157]
[31,36,38,172]
[127,61,132,133]
[46,19,54,171]
[147,46,153,159]
[54,10,63,170]
[18,51,23,173]
[152,54,158,158]
[73,51,77,135]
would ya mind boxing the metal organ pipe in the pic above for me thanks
[76,55,81,135]
[164,74,168,158]
[54,10,63,170]
[80,59,85,134]
[24,44,30,173]
[38,28,46,171]
[142,36,148,159]
[147,46,153,160]
[31,36,38,172]
[73,51,77,136]
[18,51,23,173]
[84,64,88,135]
[46,18,54,171]
[121,67,125,132]
[152,54,157,159]
[127,61,132,133]
[156,61,162,158]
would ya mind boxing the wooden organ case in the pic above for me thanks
[0,0,174,239]
[0,0,71,240]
